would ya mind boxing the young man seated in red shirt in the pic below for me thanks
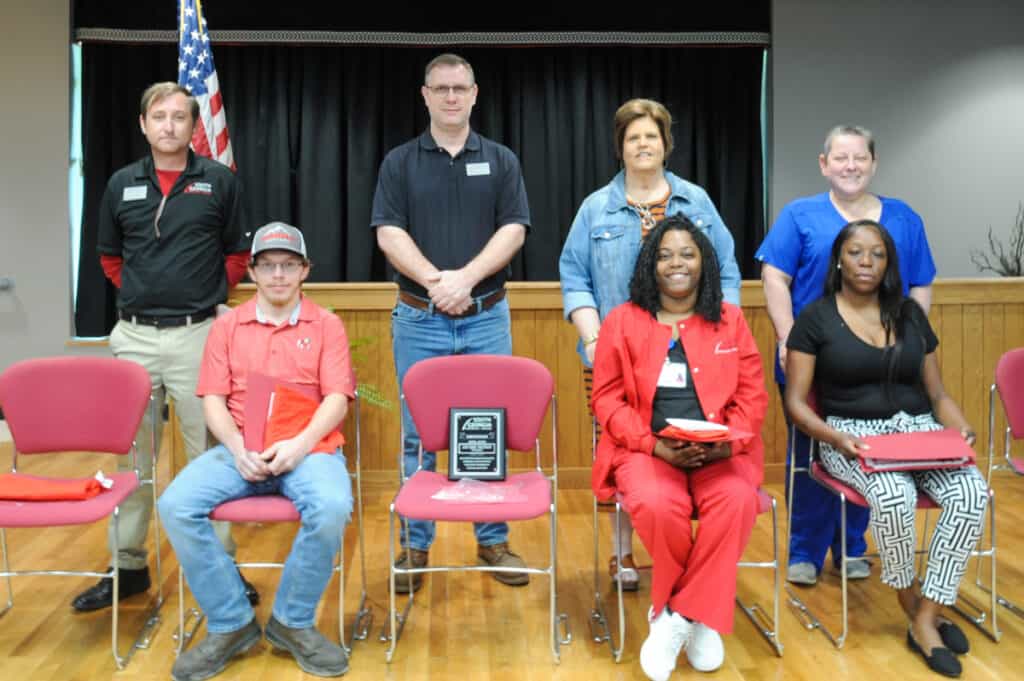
[158,222,354,680]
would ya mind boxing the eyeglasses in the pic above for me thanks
[253,261,304,275]
[426,84,474,97]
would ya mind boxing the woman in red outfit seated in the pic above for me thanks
[591,215,768,680]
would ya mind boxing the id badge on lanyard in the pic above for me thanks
[657,339,687,388]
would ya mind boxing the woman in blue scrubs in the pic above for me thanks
[756,125,936,585]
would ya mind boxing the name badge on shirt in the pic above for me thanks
[657,361,688,389]
[122,185,148,201]
[466,162,491,177]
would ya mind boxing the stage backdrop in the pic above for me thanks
[73,4,768,335]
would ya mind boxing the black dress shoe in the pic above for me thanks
[937,619,969,655]
[71,566,151,612]
[907,628,962,678]
[238,569,259,606]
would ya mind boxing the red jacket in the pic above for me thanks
[591,302,768,499]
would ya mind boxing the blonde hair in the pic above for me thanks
[140,82,198,122]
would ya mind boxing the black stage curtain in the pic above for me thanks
[75,44,764,336]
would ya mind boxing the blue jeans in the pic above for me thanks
[391,295,512,551]
[780,385,869,571]
[158,445,352,633]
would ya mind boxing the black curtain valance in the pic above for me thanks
[73,2,770,33]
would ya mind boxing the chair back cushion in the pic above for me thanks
[0,357,151,454]
[403,355,553,452]
[996,348,1024,438]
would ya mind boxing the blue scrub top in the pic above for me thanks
[755,192,937,383]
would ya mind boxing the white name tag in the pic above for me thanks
[466,162,491,177]
[657,361,688,389]
[122,185,148,201]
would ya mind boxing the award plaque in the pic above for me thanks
[448,407,506,480]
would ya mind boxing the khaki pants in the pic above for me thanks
[108,318,236,570]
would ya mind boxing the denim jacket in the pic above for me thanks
[558,170,741,363]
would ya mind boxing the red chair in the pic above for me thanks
[383,355,569,663]
[173,384,371,657]
[974,347,1024,619]
[588,419,783,661]
[784,427,1000,647]
[987,348,1024,479]
[0,356,155,669]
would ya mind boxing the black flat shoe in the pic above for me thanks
[907,628,962,678]
[71,566,151,612]
[937,618,969,655]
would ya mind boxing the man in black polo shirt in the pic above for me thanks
[74,82,256,612]
[371,53,530,592]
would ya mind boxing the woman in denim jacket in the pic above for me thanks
[558,98,741,591]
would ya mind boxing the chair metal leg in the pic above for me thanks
[348,431,373,648]
[952,487,1003,641]
[173,565,204,654]
[113,396,166,661]
[383,504,413,662]
[736,495,784,656]
[588,497,624,662]
[787,493,848,649]
[0,528,12,618]
[549,499,571,664]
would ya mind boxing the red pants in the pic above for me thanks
[613,451,758,633]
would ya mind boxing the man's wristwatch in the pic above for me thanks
[582,331,599,346]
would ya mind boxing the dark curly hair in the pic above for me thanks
[629,215,723,322]
[825,219,925,406]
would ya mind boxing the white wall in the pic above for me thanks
[0,0,71,368]
[772,0,1024,277]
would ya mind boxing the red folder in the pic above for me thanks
[243,372,343,453]
[657,418,753,443]
[858,428,976,473]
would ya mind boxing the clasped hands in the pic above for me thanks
[653,437,731,469]
[233,436,310,481]
[426,269,475,315]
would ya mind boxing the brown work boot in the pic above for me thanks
[477,542,529,586]
[393,548,428,594]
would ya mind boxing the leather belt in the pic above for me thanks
[397,289,506,318]
[118,307,216,328]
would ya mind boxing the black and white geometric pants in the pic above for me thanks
[819,411,988,605]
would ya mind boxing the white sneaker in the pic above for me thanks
[686,621,725,672]
[640,606,691,681]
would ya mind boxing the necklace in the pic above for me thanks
[628,197,658,234]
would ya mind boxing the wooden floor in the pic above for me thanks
[2,447,1024,681]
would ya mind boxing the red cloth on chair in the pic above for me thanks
[0,472,106,501]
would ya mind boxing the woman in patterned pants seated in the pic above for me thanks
[784,219,988,679]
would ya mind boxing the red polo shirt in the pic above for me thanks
[197,296,354,431]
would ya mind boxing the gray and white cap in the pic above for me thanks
[251,221,308,259]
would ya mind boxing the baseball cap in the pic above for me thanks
[251,221,308,259]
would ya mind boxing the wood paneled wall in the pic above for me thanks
[218,279,1024,486]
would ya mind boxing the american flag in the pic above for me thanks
[178,0,235,170]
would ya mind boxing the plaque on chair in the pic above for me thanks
[448,407,506,481]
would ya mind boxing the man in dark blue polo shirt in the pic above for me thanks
[371,53,530,593]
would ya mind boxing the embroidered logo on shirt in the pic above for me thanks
[714,341,738,354]
[184,181,213,195]
[296,337,311,350]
